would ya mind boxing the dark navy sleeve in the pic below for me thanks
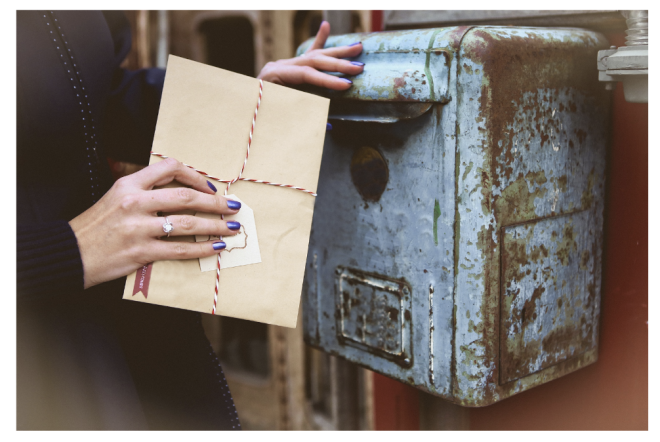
[101,11,165,166]
[17,221,84,299]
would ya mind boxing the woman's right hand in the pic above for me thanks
[69,157,241,289]
[257,21,364,90]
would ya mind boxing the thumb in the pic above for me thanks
[307,20,330,52]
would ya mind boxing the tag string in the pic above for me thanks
[150,79,317,315]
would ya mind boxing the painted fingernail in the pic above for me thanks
[207,180,217,193]
[213,241,226,251]
[350,61,365,66]
[319,20,327,30]
[339,78,353,84]
[349,41,362,47]
[226,199,241,210]
[227,221,241,231]
[326,123,333,131]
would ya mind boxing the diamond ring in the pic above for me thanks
[162,216,174,237]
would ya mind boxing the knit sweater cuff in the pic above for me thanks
[17,221,84,298]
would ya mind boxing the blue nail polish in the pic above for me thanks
[319,20,327,30]
[227,221,241,231]
[350,61,365,66]
[207,180,217,193]
[227,200,241,210]
[213,241,226,251]
[339,78,353,84]
[326,123,333,131]
[349,41,362,47]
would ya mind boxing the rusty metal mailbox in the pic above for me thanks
[298,26,610,406]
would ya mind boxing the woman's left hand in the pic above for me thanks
[257,21,364,90]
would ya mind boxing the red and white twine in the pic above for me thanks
[150,151,317,197]
[151,79,317,314]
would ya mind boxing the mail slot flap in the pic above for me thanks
[328,101,433,123]
[297,28,462,104]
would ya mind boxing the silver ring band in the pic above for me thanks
[162,216,174,237]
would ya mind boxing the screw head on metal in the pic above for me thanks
[402,286,410,296]
[404,358,411,365]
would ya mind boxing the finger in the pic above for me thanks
[306,20,330,52]
[140,187,241,214]
[294,53,364,75]
[149,239,228,262]
[270,65,354,90]
[130,157,217,195]
[318,42,363,58]
[150,215,241,238]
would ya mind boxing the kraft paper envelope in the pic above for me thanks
[122,55,329,328]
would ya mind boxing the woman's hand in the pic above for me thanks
[69,158,241,289]
[257,21,364,90]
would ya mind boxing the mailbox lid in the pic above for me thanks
[297,27,473,104]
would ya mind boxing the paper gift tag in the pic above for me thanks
[195,195,262,272]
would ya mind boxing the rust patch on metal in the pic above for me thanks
[446,25,477,50]
[335,267,413,368]
[465,28,608,190]
[390,69,431,102]
[494,170,549,227]
[581,169,596,209]
[499,211,599,384]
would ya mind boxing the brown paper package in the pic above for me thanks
[122,55,329,328]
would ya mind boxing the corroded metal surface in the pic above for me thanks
[298,28,473,103]
[453,26,608,406]
[302,26,609,407]
[336,267,413,367]
[328,101,433,123]
[304,103,458,399]
[500,211,599,383]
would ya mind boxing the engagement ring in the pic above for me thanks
[162,216,174,237]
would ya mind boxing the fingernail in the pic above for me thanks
[207,180,217,193]
[213,241,226,251]
[326,123,333,131]
[349,41,361,47]
[350,61,365,66]
[319,20,327,30]
[226,199,241,210]
[227,221,241,231]
[339,78,353,84]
